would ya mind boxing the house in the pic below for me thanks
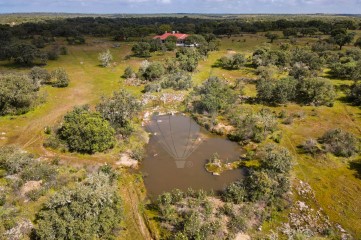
[153,31,189,46]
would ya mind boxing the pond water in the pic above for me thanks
[141,114,245,197]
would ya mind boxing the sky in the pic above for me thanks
[0,0,361,14]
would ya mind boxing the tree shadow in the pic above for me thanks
[349,159,361,179]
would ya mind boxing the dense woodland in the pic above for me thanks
[1,14,361,240]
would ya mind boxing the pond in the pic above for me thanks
[141,113,245,197]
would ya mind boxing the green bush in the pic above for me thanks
[257,77,335,106]
[58,106,116,153]
[230,109,278,143]
[297,77,335,106]
[258,144,293,174]
[0,73,39,115]
[96,90,141,132]
[161,72,192,90]
[51,68,69,88]
[193,76,236,114]
[28,67,51,88]
[348,81,361,105]
[139,61,165,81]
[223,181,246,204]
[257,77,298,104]
[218,53,246,70]
[35,171,123,240]
[132,42,151,57]
[320,128,359,157]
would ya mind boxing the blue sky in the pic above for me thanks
[0,0,360,14]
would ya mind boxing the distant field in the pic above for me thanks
[0,12,360,24]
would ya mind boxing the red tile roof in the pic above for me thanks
[153,33,189,40]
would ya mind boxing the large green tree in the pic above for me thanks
[58,106,116,153]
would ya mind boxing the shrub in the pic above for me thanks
[256,77,298,105]
[66,35,85,45]
[300,138,322,155]
[139,62,165,81]
[252,48,290,67]
[35,172,122,239]
[96,90,141,132]
[348,81,361,105]
[98,49,113,67]
[291,48,323,70]
[161,72,192,90]
[28,67,51,88]
[223,181,246,204]
[246,170,277,202]
[230,109,278,143]
[218,53,246,70]
[58,106,116,153]
[320,129,359,157]
[258,144,293,174]
[51,68,69,87]
[330,60,361,80]
[132,42,151,57]
[0,73,39,115]
[123,66,136,79]
[144,82,162,93]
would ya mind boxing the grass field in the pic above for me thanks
[1,33,361,238]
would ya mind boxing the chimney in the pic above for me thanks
[172,31,175,34]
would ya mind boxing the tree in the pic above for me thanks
[176,48,201,72]
[35,171,122,240]
[58,106,116,153]
[165,36,178,51]
[195,76,236,114]
[265,32,279,43]
[96,89,141,132]
[329,29,355,50]
[320,129,359,157]
[132,42,151,57]
[184,35,206,46]
[98,49,113,67]
[256,77,298,104]
[8,43,41,65]
[0,73,39,115]
[51,68,70,88]
[158,24,172,34]
[297,77,335,106]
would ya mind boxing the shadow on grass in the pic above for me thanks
[349,159,361,179]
